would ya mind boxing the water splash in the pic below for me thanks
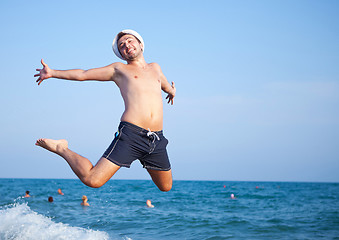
[0,203,109,240]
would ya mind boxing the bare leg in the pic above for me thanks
[147,169,172,192]
[35,138,120,188]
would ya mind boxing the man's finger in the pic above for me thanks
[168,97,173,104]
[36,69,41,71]
[34,74,40,77]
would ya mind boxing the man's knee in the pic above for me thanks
[159,182,172,192]
[82,176,105,188]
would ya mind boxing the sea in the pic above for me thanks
[0,179,338,240]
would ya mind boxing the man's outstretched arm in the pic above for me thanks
[35,59,116,85]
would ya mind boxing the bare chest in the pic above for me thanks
[116,66,161,90]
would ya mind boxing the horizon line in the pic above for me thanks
[0,177,338,184]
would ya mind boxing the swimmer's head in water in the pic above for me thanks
[112,29,144,60]
[82,195,88,201]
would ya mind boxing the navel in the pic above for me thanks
[134,75,138,79]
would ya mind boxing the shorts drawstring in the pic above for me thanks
[147,129,160,154]
[147,129,160,142]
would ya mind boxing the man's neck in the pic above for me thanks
[126,56,148,68]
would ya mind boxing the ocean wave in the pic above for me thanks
[0,203,109,240]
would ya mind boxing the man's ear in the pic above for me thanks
[140,42,144,52]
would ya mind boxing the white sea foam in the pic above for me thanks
[0,203,109,240]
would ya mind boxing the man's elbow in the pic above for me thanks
[77,71,87,81]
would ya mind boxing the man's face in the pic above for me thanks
[117,34,143,60]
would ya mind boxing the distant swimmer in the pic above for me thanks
[48,196,54,202]
[81,195,90,206]
[146,199,154,208]
[58,188,64,195]
[34,30,175,192]
[230,194,236,199]
[24,191,30,198]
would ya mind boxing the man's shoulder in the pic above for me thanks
[109,62,127,73]
[149,62,162,72]
[149,62,160,68]
[111,62,125,68]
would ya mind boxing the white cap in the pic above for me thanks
[112,29,145,60]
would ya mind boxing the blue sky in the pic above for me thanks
[0,0,338,182]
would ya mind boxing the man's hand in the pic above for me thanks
[34,59,53,85]
[165,81,176,105]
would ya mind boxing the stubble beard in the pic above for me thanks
[124,51,139,61]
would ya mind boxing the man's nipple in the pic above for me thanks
[134,75,138,79]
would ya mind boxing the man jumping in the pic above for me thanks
[34,29,176,191]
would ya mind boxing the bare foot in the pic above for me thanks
[35,138,68,155]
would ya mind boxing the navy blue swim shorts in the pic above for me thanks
[102,121,171,171]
